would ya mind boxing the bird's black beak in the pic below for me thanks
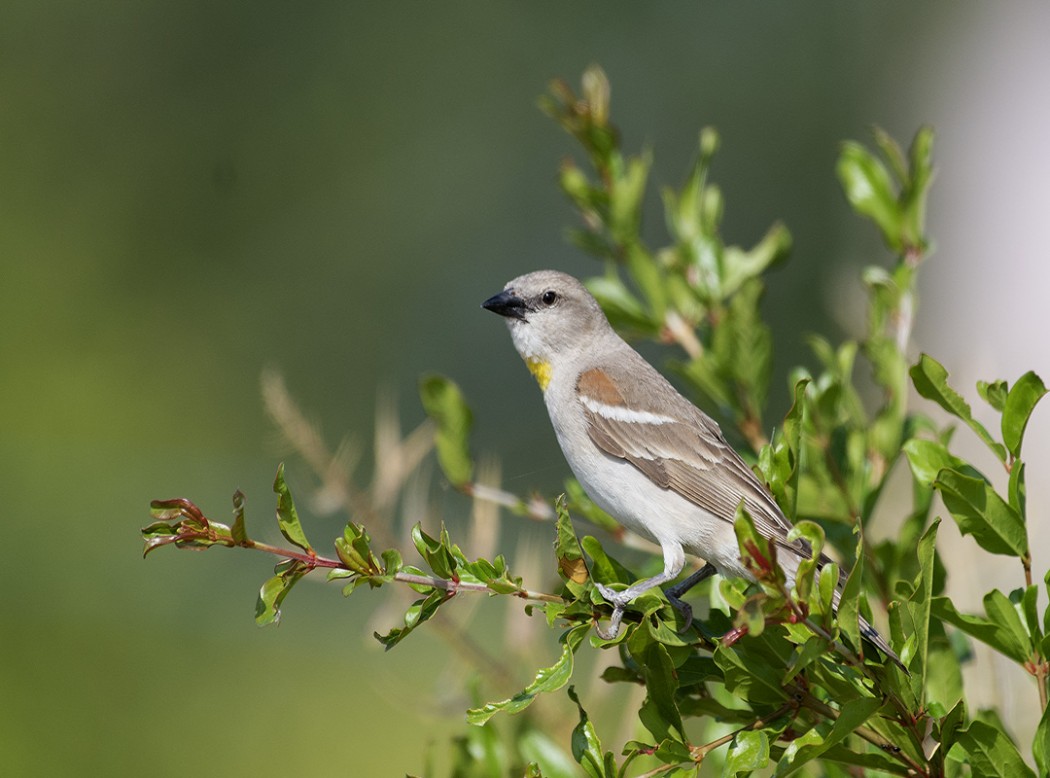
[482,289,529,321]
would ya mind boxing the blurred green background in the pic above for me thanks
[4,3,1049,774]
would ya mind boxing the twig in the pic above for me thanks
[461,481,555,522]
[690,701,796,761]
[393,571,565,604]
[664,310,703,360]
[1027,656,1049,712]
[802,693,927,777]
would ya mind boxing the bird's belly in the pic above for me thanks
[562,442,745,576]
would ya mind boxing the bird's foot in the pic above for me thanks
[666,592,694,632]
[664,563,716,633]
[595,605,625,640]
[595,583,637,639]
[595,582,632,608]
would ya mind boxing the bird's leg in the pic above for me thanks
[595,542,685,639]
[664,563,716,631]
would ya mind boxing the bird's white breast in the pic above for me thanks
[542,368,747,578]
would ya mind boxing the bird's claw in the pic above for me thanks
[596,583,627,606]
[595,584,632,639]
[667,593,694,632]
[595,605,625,640]
[596,582,698,637]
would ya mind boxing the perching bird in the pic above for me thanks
[482,269,900,666]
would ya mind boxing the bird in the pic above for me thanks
[482,269,901,666]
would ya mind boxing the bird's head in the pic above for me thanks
[482,270,610,375]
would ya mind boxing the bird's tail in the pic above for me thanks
[830,585,906,671]
[786,549,905,671]
[858,613,906,671]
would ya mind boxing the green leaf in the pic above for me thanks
[334,522,382,576]
[931,596,1031,664]
[902,438,975,487]
[567,686,617,778]
[725,730,769,775]
[411,522,457,580]
[1008,461,1026,519]
[628,630,684,743]
[776,696,881,775]
[873,126,908,184]
[900,125,935,251]
[837,140,902,251]
[720,221,792,298]
[781,636,830,685]
[663,128,717,248]
[926,626,965,723]
[909,519,939,698]
[910,355,1007,462]
[140,519,179,556]
[518,726,583,776]
[761,378,808,518]
[230,489,248,544]
[255,559,310,626]
[142,498,238,555]
[1001,371,1047,458]
[450,716,507,777]
[820,744,911,776]
[937,699,967,756]
[786,519,824,606]
[609,154,651,247]
[272,463,313,555]
[836,551,864,658]
[554,496,588,594]
[651,747,694,776]
[726,278,773,417]
[517,726,579,778]
[586,274,652,333]
[952,720,1036,778]
[734,505,783,586]
[467,625,588,725]
[934,469,1027,558]
[580,536,635,592]
[816,561,838,625]
[1035,699,1050,778]
[568,227,617,263]
[977,379,1008,412]
[714,643,791,705]
[419,373,474,486]
[1044,568,1050,637]
[1018,584,1043,646]
[982,589,1034,661]
[738,595,768,638]
[375,588,448,649]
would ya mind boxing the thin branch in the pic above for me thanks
[1028,656,1049,712]
[394,571,565,604]
[690,701,796,762]
[803,693,927,777]
[461,481,555,522]
[663,309,703,360]
[894,244,924,355]
[239,536,566,604]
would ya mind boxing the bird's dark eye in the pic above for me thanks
[541,290,558,306]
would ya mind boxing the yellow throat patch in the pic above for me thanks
[525,357,552,391]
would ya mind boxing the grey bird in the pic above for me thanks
[482,269,901,667]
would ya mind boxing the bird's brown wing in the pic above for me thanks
[576,363,806,555]
[576,359,905,664]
